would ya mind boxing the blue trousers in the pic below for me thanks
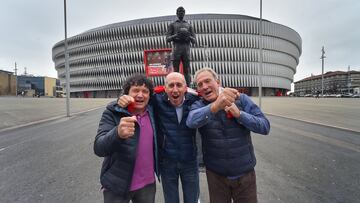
[160,158,199,203]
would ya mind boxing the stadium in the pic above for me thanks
[52,14,302,98]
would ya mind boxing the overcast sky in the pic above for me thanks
[0,0,359,84]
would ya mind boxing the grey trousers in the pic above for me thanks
[103,183,156,203]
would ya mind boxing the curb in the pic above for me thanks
[265,112,360,134]
[0,106,104,134]
[1,108,358,134]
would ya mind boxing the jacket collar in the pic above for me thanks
[201,97,212,105]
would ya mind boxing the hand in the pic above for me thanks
[222,88,240,100]
[118,95,134,108]
[224,103,241,118]
[118,116,137,139]
[211,88,239,113]
[172,33,180,41]
[154,86,165,94]
[190,36,196,44]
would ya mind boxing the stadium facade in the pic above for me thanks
[52,14,302,98]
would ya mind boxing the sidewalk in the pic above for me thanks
[1,97,359,132]
[256,97,360,132]
[0,97,112,131]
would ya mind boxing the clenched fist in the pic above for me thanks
[211,88,240,113]
[118,95,134,108]
[224,103,241,118]
[118,116,137,139]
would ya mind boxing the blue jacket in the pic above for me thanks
[94,101,159,197]
[186,94,270,177]
[153,92,198,161]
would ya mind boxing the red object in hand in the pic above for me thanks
[154,86,165,93]
[127,102,135,113]
[226,112,234,119]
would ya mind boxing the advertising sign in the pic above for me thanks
[144,49,182,76]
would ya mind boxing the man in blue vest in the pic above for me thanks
[118,72,199,203]
[186,68,270,203]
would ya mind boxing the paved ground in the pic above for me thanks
[0,97,112,130]
[1,96,359,132]
[0,109,359,202]
[253,115,360,203]
[257,97,360,132]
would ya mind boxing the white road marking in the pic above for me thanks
[0,147,6,152]
[266,112,360,134]
[0,106,104,134]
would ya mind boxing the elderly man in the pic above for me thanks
[166,6,196,87]
[118,72,199,203]
[94,74,159,203]
[186,68,270,203]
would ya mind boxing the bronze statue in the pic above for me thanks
[166,6,196,86]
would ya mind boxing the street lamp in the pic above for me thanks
[320,46,326,97]
[258,0,263,107]
[347,65,351,94]
[119,41,128,95]
[14,62,18,95]
[64,0,70,117]
[201,44,209,67]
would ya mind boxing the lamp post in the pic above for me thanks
[199,44,209,67]
[320,46,326,97]
[14,62,18,95]
[119,41,128,94]
[347,65,351,94]
[64,0,70,117]
[203,44,209,67]
[258,0,263,107]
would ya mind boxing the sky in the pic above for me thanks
[0,0,359,85]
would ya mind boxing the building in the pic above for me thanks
[294,70,360,96]
[0,70,17,96]
[17,76,59,97]
[52,14,302,98]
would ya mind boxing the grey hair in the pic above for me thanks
[193,67,219,83]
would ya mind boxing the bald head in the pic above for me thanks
[165,72,187,107]
[165,72,186,86]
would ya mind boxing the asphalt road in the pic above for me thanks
[1,97,359,132]
[0,97,112,130]
[253,116,360,203]
[0,109,359,202]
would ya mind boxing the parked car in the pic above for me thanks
[342,93,353,98]
[352,94,360,98]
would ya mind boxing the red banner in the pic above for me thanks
[144,49,182,76]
